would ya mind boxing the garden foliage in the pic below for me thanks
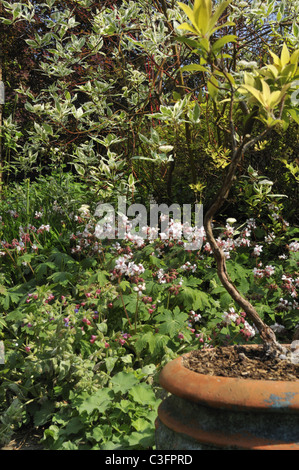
[0,0,298,450]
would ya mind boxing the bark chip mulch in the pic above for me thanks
[183,345,299,381]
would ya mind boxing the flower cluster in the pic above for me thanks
[180,261,197,273]
[277,298,299,312]
[189,310,202,323]
[111,255,145,279]
[221,307,257,340]
[281,274,299,298]
[253,264,275,278]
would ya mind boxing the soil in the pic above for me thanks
[0,426,45,451]
[183,344,299,381]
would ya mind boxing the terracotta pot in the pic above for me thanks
[156,348,299,450]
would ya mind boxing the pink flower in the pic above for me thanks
[25,346,31,353]
[90,335,97,343]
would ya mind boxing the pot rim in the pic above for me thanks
[159,346,299,411]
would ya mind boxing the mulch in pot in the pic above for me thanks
[183,344,299,381]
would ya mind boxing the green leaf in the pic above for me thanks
[212,34,237,53]
[288,108,299,124]
[35,262,56,280]
[72,389,114,415]
[48,271,73,285]
[155,308,188,337]
[192,101,201,122]
[129,383,156,405]
[124,427,155,449]
[105,356,118,374]
[207,75,219,100]
[64,417,84,436]
[33,400,55,426]
[193,290,210,309]
[110,371,139,394]
[132,417,153,432]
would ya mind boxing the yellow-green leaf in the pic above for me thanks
[194,0,212,25]
[177,2,195,25]
[288,108,299,125]
[181,64,208,73]
[261,80,271,103]
[243,72,256,87]
[210,20,235,36]
[266,64,279,79]
[281,43,290,68]
[210,0,232,29]
[196,0,212,36]
[268,90,283,108]
[241,84,265,107]
[269,50,281,67]
[177,22,198,35]
[290,49,299,65]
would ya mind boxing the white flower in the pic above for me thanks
[180,261,197,272]
[264,265,275,277]
[289,241,299,252]
[40,224,50,232]
[246,218,256,229]
[265,232,275,243]
[243,321,256,338]
[78,204,90,215]
[222,307,238,325]
[253,267,264,278]
[253,244,263,256]
[190,310,202,322]
[133,283,146,296]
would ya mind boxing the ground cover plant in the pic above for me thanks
[0,171,298,449]
[0,0,298,451]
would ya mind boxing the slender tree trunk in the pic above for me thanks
[203,143,286,355]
